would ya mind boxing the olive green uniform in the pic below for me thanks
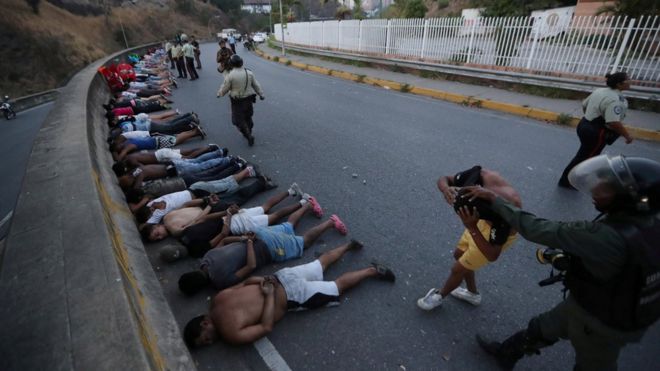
[491,197,647,370]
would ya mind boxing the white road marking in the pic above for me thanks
[254,337,292,371]
[0,210,13,230]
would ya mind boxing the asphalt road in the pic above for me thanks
[148,43,660,371]
[0,103,53,239]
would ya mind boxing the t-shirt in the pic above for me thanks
[181,219,223,257]
[113,106,134,116]
[202,241,272,290]
[182,43,195,58]
[121,130,151,139]
[146,190,193,224]
[127,137,157,150]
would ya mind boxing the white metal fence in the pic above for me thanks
[275,15,660,84]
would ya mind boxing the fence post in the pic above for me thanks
[466,19,477,64]
[526,20,540,69]
[338,21,342,50]
[611,18,636,73]
[385,19,392,55]
[321,21,325,48]
[358,20,363,52]
[421,19,429,59]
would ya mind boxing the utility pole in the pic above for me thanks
[118,14,129,48]
[279,0,286,55]
[269,0,273,33]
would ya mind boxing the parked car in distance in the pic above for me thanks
[252,32,267,43]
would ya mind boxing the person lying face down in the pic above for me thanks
[110,126,205,161]
[177,201,351,295]
[183,241,395,347]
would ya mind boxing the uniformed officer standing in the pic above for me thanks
[217,55,264,146]
[464,154,660,370]
[558,72,633,189]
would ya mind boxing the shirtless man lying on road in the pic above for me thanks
[183,242,396,346]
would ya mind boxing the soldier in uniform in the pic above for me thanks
[216,55,264,146]
[558,72,633,189]
[216,39,233,75]
[464,154,660,370]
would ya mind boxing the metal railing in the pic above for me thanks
[275,15,660,86]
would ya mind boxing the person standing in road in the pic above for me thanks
[558,72,633,189]
[217,55,264,146]
[216,39,234,75]
[172,40,186,79]
[191,35,202,69]
[228,33,237,54]
[165,39,174,69]
[465,154,660,371]
[182,39,199,81]
[417,166,521,311]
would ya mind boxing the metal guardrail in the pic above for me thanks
[271,41,659,101]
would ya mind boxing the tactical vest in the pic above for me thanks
[564,213,660,331]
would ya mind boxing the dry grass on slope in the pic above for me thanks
[1,0,221,97]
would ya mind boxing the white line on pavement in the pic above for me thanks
[0,210,13,230]
[254,337,292,371]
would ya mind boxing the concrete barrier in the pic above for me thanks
[10,90,61,112]
[0,44,195,370]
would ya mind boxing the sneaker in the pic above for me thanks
[207,143,220,152]
[348,239,363,250]
[288,182,303,197]
[330,214,347,235]
[234,156,248,169]
[450,287,482,306]
[417,288,443,311]
[306,196,323,218]
[371,262,396,282]
[194,124,207,139]
[301,193,311,202]
[246,166,256,177]
[261,175,278,190]
[220,147,229,157]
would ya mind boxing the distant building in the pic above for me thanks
[574,0,615,16]
[241,0,272,14]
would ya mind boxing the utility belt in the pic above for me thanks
[582,116,619,145]
[230,94,256,103]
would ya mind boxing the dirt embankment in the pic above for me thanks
[1,0,224,97]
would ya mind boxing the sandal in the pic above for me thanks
[330,214,347,235]
[371,261,396,282]
[307,196,323,218]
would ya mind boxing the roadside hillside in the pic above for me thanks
[1,0,224,97]
[426,0,472,17]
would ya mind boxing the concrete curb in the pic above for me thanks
[254,48,660,143]
[1,43,195,370]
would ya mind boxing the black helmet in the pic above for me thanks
[229,54,243,68]
[569,155,660,213]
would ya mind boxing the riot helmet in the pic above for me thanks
[229,54,243,68]
[568,154,660,213]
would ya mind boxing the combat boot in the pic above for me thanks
[476,331,528,370]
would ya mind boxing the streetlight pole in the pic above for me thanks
[279,0,286,55]
[269,0,273,33]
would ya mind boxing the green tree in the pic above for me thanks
[597,0,660,17]
[473,0,576,17]
[210,0,242,14]
[353,0,365,19]
[403,0,427,18]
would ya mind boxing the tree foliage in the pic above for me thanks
[596,0,660,17]
[353,0,365,19]
[403,0,427,18]
[209,0,242,14]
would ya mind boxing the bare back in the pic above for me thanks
[164,207,204,236]
[481,169,522,207]
[211,284,288,344]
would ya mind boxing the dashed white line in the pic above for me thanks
[254,337,292,371]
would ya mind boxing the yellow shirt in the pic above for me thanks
[171,45,183,58]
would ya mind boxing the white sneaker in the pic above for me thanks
[288,182,303,197]
[417,288,443,310]
[450,287,482,306]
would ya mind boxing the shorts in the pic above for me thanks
[229,207,269,234]
[275,260,340,311]
[254,222,304,262]
[154,148,182,162]
[456,220,517,271]
[155,135,177,149]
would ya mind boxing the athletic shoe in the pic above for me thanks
[194,124,207,139]
[371,262,396,282]
[246,166,256,177]
[220,147,229,157]
[307,196,323,218]
[301,193,311,202]
[348,239,363,250]
[417,288,443,310]
[261,175,278,190]
[234,156,248,169]
[330,214,347,235]
[288,182,303,197]
[207,143,220,152]
[450,287,482,306]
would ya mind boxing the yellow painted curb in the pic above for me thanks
[254,48,660,143]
